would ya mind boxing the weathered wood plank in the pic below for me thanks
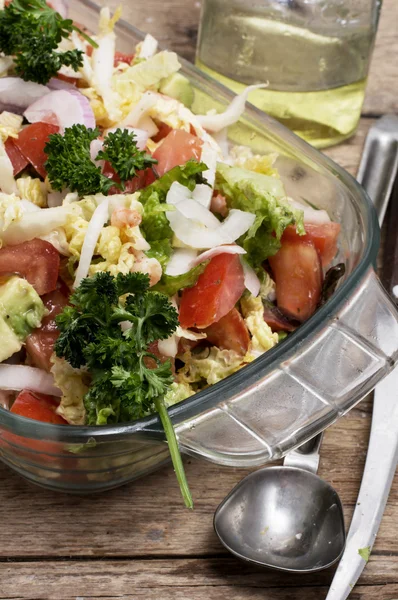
[0,558,397,600]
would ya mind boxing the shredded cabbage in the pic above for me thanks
[229,146,279,177]
[0,111,23,142]
[178,347,244,386]
[164,382,194,407]
[241,295,279,360]
[16,176,47,208]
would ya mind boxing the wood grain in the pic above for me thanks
[1,1,397,599]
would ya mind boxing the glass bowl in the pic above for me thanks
[0,0,397,493]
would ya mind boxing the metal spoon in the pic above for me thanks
[214,433,346,572]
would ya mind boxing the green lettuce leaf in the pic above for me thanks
[215,163,305,267]
[153,263,206,296]
[145,239,172,268]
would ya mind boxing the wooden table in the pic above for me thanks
[1,1,397,599]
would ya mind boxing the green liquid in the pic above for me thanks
[196,60,366,148]
[196,3,374,148]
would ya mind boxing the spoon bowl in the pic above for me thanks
[214,465,345,572]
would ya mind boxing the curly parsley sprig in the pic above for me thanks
[44,125,158,196]
[0,0,97,84]
[55,272,193,508]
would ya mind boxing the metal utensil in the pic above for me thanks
[214,432,346,572]
[326,114,398,599]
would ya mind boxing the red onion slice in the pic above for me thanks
[0,78,50,115]
[24,89,95,132]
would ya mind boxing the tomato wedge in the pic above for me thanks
[152,122,173,143]
[5,138,29,175]
[11,390,66,424]
[179,254,245,329]
[102,161,153,195]
[114,51,134,66]
[26,286,69,371]
[283,222,341,267]
[204,308,250,355]
[0,239,60,296]
[14,122,59,179]
[269,238,322,322]
[152,129,202,176]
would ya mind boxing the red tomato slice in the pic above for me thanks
[102,161,152,195]
[0,239,60,296]
[14,122,59,179]
[114,51,134,66]
[152,122,173,143]
[56,73,78,86]
[269,238,322,322]
[11,390,66,424]
[283,222,341,267]
[152,129,202,176]
[5,138,29,175]
[179,254,245,329]
[26,287,69,371]
[204,307,250,355]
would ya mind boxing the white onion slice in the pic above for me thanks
[138,34,159,59]
[0,206,72,246]
[105,127,149,151]
[175,198,221,229]
[241,258,261,297]
[121,91,158,127]
[24,89,95,132]
[0,365,61,397]
[49,0,69,18]
[0,137,17,194]
[192,245,246,266]
[74,198,109,288]
[287,197,331,225]
[166,206,255,250]
[92,31,121,123]
[192,143,218,209]
[197,84,268,132]
[48,77,77,91]
[165,248,198,276]
[0,78,51,115]
[157,335,179,358]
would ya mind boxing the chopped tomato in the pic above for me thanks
[26,287,69,371]
[152,129,202,176]
[269,238,322,322]
[152,122,173,143]
[263,303,297,333]
[14,122,59,179]
[11,390,66,425]
[179,254,245,329]
[56,73,78,86]
[204,308,250,355]
[102,161,153,195]
[283,222,341,267]
[0,239,60,296]
[5,138,29,175]
[114,51,134,66]
[210,192,228,217]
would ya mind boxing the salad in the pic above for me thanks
[0,0,343,506]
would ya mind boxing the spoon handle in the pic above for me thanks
[326,114,398,599]
[283,431,323,473]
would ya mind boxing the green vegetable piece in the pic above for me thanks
[55,272,192,507]
[0,276,45,362]
[145,239,172,269]
[96,128,157,186]
[154,263,207,297]
[0,0,96,85]
[358,546,371,562]
[216,162,305,267]
[45,125,156,197]
[159,72,194,108]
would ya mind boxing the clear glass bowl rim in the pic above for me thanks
[0,0,380,443]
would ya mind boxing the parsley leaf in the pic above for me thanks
[54,272,192,508]
[0,0,96,84]
[97,128,157,187]
[45,125,158,196]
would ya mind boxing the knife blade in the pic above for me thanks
[325,114,398,600]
